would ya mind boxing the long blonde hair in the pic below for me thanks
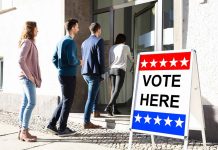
[18,21,37,47]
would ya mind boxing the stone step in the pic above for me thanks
[68,113,131,131]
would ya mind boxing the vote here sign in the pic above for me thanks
[130,50,193,139]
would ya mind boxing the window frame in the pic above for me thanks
[93,0,183,51]
[0,0,16,15]
[0,57,3,90]
[93,7,114,45]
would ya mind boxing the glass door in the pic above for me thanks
[134,3,155,53]
[93,7,114,104]
[163,0,174,50]
[93,7,114,65]
[133,0,174,53]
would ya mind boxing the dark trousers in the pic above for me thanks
[49,75,76,131]
[107,69,125,107]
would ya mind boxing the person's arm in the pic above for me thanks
[18,40,34,80]
[126,46,134,63]
[80,44,84,66]
[52,45,59,68]
[108,48,112,67]
[67,40,80,66]
[97,38,105,74]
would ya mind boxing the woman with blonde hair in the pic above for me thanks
[18,21,41,142]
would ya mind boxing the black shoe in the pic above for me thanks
[113,105,121,114]
[113,108,121,114]
[57,127,76,137]
[47,124,58,134]
[104,106,113,116]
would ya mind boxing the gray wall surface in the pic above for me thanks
[0,93,59,119]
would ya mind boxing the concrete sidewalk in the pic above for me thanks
[0,122,111,150]
[1,111,218,150]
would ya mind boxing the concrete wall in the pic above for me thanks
[0,93,59,118]
[0,0,64,96]
[0,0,64,118]
[65,0,93,112]
[183,0,218,142]
[0,0,93,114]
[184,0,218,106]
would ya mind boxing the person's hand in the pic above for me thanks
[29,75,35,84]
[80,60,84,66]
[100,74,105,82]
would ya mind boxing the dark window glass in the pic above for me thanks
[94,12,111,41]
[163,0,174,50]
[134,6,155,52]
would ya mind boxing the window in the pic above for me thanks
[0,0,2,10]
[114,7,132,47]
[94,12,111,41]
[0,58,3,89]
[163,0,174,50]
[134,4,155,52]
[0,0,14,10]
[94,0,129,10]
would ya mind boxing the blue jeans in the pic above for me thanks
[19,76,36,129]
[83,75,100,123]
[92,92,99,112]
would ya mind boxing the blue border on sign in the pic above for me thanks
[131,110,186,136]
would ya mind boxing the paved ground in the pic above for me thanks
[0,122,111,150]
[1,111,218,150]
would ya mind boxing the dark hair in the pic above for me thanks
[19,21,37,47]
[115,33,126,44]
[89,22,101,34]
[65,18,78,32]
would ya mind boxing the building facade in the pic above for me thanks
[0,0,218,141]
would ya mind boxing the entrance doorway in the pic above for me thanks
[92,0,174,114]
[111,2,157,108]
[134,4,155,53]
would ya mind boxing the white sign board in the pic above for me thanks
[130,50,193,139]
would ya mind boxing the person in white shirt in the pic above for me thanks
[105,34,134,116]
